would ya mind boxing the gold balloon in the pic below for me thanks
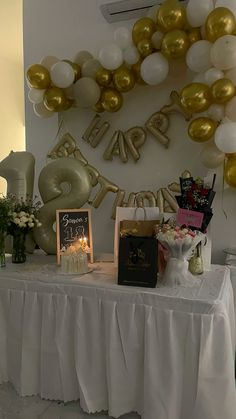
[210,78,235,104]
[224,156,236,187]
[206,7,236,42]
[137,38,153,57]
[95,68,112,87]
[93,99,105,113]
[180,83,211,113]
[27,64,51,89]
[44,87,68,112]
[132,17,156,45]
[63,60,81,82]
[113,66,135,92]
[157,0,186,32]
[188,28,202,44]
[161,30,190,59]
[132,60,146,84]
[188,117,217,142]
[100,88,123,113]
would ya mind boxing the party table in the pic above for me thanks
[0,253,235,419]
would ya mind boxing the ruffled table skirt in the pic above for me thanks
[0,257,235,419]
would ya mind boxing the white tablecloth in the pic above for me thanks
[0,254,235,419]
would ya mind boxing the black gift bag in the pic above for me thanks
[118,236,158,288]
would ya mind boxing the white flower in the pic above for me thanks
[19,211,26,217]
[13,217,20,225]
[28,222,34,228]
[18,222,26,228]
[20,216,28,223]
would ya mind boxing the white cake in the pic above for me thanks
[61,246,89,274]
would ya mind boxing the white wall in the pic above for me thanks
[23,0,236,263]
[0,0,25,194]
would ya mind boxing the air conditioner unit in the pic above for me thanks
[100,0,187,23]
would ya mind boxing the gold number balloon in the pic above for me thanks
[180,83,211,113]
[132,17,156,45]
[34,158,92,254]
[206,7,236,42]
[210,78,235,104]
[113,66,136,92]
[95,68,112,87]
[44,87,68,112]
[157,0,186,32]
[27,64,51,89]
[100,88,123,112]
[224,155,236,188]
[188,117,218,142]
[161,29,190,59]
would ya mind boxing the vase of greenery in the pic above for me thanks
[0,195,13,267]
[7,196,41,264]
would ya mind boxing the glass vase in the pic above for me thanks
[0,230,6,268]
[12,230,26,264]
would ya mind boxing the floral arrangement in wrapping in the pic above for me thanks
[155,219,204,287]
[175,175,216,232]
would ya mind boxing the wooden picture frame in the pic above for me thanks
[56,208,93,264]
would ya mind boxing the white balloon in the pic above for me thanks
[204,68,224,85]
[74,50,93,66]
[73,77,101,108]
[33,102,54,118]
[207,104,225,121]
[211,35,236,70]
[40,56,59,71]
[140,53,169,85]
[225,97,236,121]
[215,0,236,17]
[81,59,101,78]
[151,31,163,50]
[186,41,212,73]
[123,45,140,65]
[186,0,214,27]
[50,61,75,88]
[226,67,236,84]
[28,88,45,104]
[215,122,236,152]
[98,44,123,70]
[114,27,132,50]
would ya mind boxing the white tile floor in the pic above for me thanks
[0,383,140,419]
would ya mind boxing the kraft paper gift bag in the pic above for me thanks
[114,206,160,266]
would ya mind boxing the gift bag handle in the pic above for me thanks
[133,203,147,220]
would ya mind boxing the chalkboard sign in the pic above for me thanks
[56,208,93,264]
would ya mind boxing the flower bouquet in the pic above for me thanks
[156,221,205,287]
[175,175,216,233]
[175,174,216,273]
[7,195,41,263]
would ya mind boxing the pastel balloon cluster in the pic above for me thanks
[26,0,236,187]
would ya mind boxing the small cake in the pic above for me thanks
[61,245,89,274]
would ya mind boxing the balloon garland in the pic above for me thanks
[26,0,236,187]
